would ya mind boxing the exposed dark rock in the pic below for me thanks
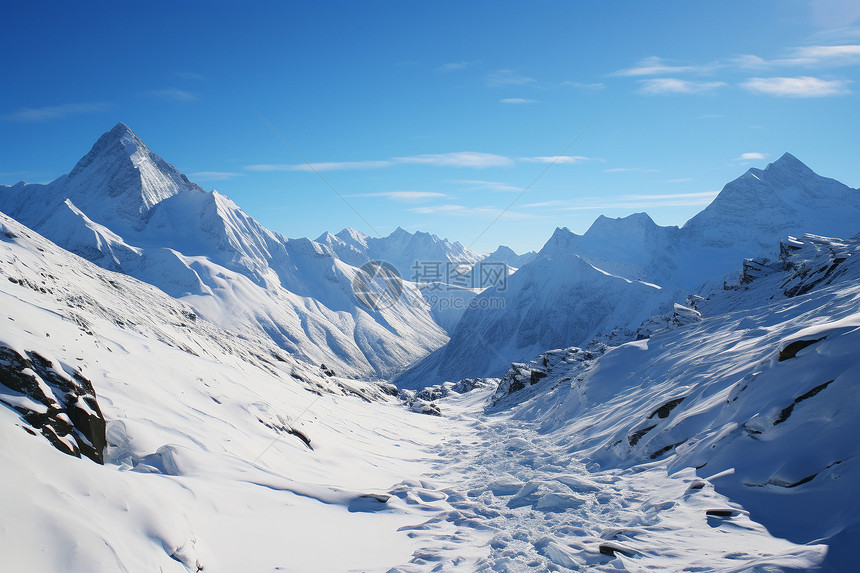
[257,417,313,450]
[648,397,685,419]
[649,440,685,459]
[529,369,548,385]
[0,345,106,463]
[740,257,772,284]
[319,363,336,377]
[628,425,656,447]
[599,543,636,557]
[773,379,835,425]
[287,427,313,450]
[376,382,399,396]
[778,337,824,361]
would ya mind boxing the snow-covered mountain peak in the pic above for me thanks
[585,212,665,240]
[335,227,370,248]
[762,151,815,178]
[538,227,577,256]
[684,153,859,250]
[63,123,204,228]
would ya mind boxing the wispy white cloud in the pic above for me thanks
[735,152,767,161]
[486,69,537,87]
[148,88,198,102]
[452,179,523,192]
[396,152,514,168]
[740,76,850,97]
[2,102,110,122]
[188,171,244,181]
[666,177,694,183]
[500,97,537,104]
[622,191,718,201]
[409,204,538,220]
[562,81,605,90]
[520,155,598,164]
[639,78,727,95]
[246,160,393,172]
[522,200,568,208]
[614,56,716,77]
[247,152,512,172]
[438,60,480,72]
[347,191,447,202]
[174,71,206,81]
[603,167,660,174]
[523,191,719,211]
[735,45,860,68]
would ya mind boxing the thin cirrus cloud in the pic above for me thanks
[613,56,716,77]
[740,76,851,97]
[247,152,513,172]
[246,152,600,173]
[173,71,206,81]
[736,152,767,161]
[2,102,110,122]
[409,204,538,220]
[524,191,718,211]
[485,69,537,87]
[604,167,660,174]
[500,98,537,104]
[396,152,514,168]
[148,88,198,102]
[438,60,480,72]
[188,171,245,181]
[735,45,860,68]
[452,180,523,192]
[561,81,606,90]
[346,191,447,202]
[638,78,727,95]
[520,155,597,164]
[247,160,393,172]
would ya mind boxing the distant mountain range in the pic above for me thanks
[395,152,860,387]
[2,124,859,388]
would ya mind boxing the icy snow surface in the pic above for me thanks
[2,210,853,571]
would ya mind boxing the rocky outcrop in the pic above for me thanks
[0,345,106,463]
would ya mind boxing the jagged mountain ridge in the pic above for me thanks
[544,153,860,288]
[0,123,447,378]
[483,244,539,269]
[396,153,860,387]
[318,226,485,281]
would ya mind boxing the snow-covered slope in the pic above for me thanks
[0,211,834,572]
[396,244,671,388]
[485,232,860,571]
[0,124,447,377]
[0,210,461,572]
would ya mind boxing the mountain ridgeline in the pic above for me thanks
[2,124,859,388]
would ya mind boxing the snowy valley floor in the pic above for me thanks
[2,215,855,572]
[386,387,826,572]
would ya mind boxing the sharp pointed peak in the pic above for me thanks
[764,152,813,172]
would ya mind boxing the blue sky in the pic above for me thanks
[2,0,859,254]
